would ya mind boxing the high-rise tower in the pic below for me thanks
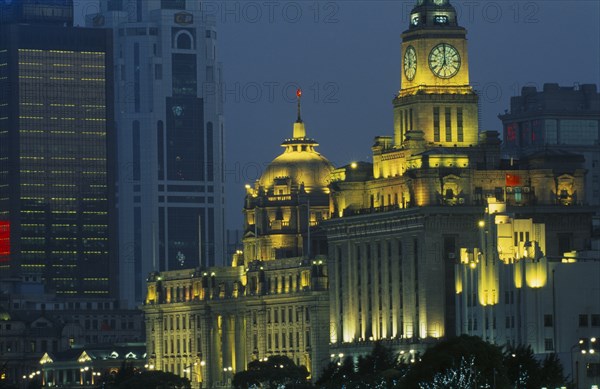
[87,0,225,306]
[0,1,116,297]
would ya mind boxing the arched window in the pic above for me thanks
[176,32,192,50]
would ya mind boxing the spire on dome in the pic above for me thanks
[292,89,307,139]
[296,88,303,123]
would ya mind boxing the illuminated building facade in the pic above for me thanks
[242,99,333,263]
[0,8,116,296]
[87,0,226,307]
[456,200,600,389]
[143,112,331,388]
[142,1,598,385]
[324,0,594,357]
[499,83,600,207]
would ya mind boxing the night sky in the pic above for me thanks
[75,0,600,231]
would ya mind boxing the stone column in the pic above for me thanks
[210,313,222,385]
[222,314,233,372]
[234,314,246,372]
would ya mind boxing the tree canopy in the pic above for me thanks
[233,355,310,389]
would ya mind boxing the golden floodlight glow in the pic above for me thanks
[350,162,358,169]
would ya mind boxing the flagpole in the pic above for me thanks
[307,198,310,259]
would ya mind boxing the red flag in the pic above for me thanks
[505,174,521,187]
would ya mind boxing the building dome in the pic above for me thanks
[258,99,334,192]
[259,141,334,192]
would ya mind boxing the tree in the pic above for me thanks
[418,356,480,389]
[317,356,356,387]
[503,344,541,389]
[317,342,406,388]
[403,335,510,389]
[115,371,191,389]
[357,341,398,376]
[233,355,310,389]
[539,353,567,388]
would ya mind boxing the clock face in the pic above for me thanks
[404,46,417,81]
[428,43,461,79]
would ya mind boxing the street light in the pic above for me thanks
[183,361,205,389]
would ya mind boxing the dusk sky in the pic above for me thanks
[75,0,600,230]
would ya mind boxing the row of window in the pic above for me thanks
[264,307,310,325]
[163,337,193,355]
[267,330,311,351]
[433,107,464,143]
[579,314,600,327]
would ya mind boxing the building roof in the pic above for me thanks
[40,343,146,364]
[258,108,334,192]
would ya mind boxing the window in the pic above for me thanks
[457,107,463,142]
[544,314,553,327]
[587,363,600,378]
[495,187,504,202]
[161,0,185,9]
[176,33,192,50]
[591,314,600,327]
[544,338,554,351]
[579,314,589,327]
[434,15,448,24]
[107,0,123,11]
[445,107,452,142]
[433,107,440,143]
[558,234,573,255]
[172,54,197,96]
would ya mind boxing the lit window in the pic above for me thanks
[434,15,448,24]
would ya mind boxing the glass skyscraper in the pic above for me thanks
[87,0,225,307]
[0,1,117,297]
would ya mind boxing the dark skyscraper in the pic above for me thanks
[0,2,116,297]
[87,0,225,307]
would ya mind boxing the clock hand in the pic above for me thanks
[443,46,447,66]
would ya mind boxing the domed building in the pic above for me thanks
[144,97,334,385]
[242,100,334,265]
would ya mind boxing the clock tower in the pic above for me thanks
[394,0,479,148]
